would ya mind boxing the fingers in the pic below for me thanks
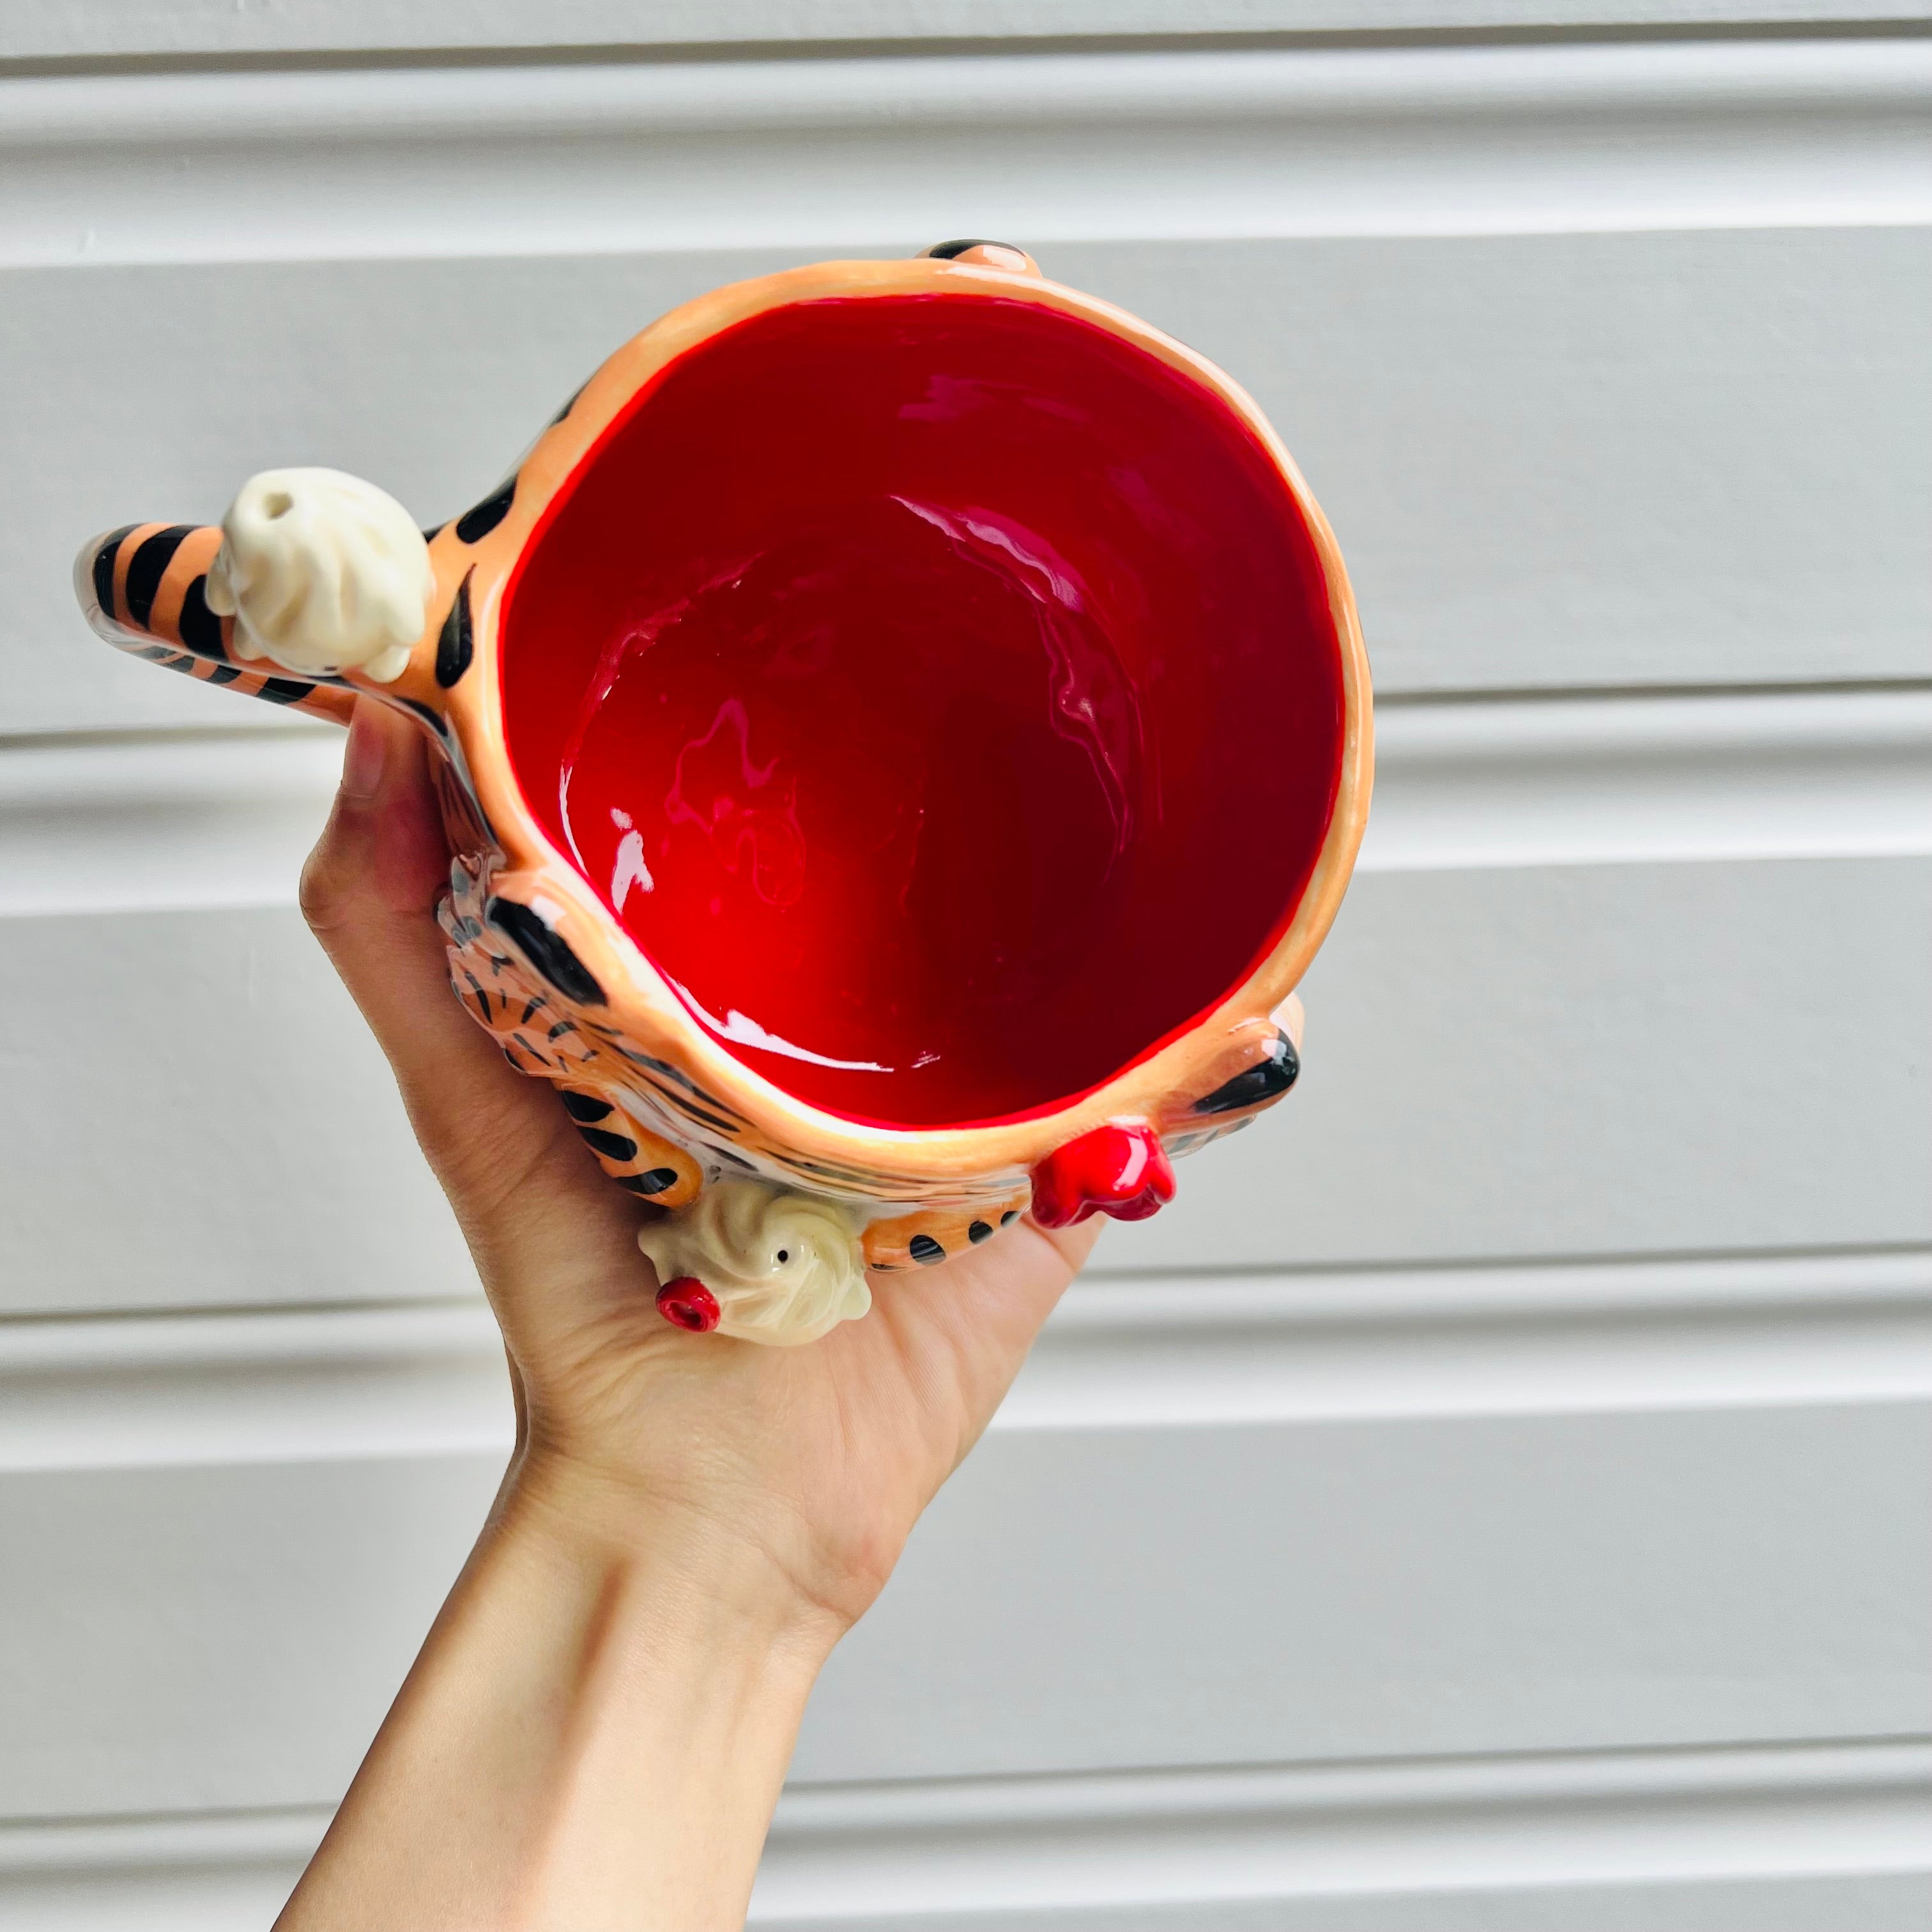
[300,701,611,1254]
[872,1211,1102,1469]
[1031,1216,1106,1278]
[1001,1215,1103,1347]
[302,701,500,1100]
[884,1211,1101,1384]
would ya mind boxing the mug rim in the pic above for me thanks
[424,254,1372,1181]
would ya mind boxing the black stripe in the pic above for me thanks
[256,676,318,706]
[91,525,137,618]
[487,896,606,1006]
[455,476,516,543]
[123,525,194,630]
[657,1096,742,1137]
[923,238,1012,259]
[968,1220,993,1243]
[207,664,243,685]
[175,576,227,660]
[790,1157,877,1181]
[908,1233,946,1264]
[436,571,474,687]
[1193,1031,1300,1115]
[560,1091,613,1123]
[463,981,490,1024]
[576,1124,639,1162]
[605,1045,732,1114]
[615,1169,680,1197]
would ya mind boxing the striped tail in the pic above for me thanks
[75,522,356,726]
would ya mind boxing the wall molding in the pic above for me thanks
[1,1737,1924,1923]
[0,1301,509,1475]
[3,38,1927,269]
[4,689,1926,921]
[1013,1244,1932,1429]
[0,728,342,920]
[1,1245,1924,1473]
[1360,687,1932,875]
[6,1,1931,66]
[756,1738,1932,1922]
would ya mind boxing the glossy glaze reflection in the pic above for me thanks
[504,295,1344,1126]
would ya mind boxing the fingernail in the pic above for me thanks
[341,702,387,804]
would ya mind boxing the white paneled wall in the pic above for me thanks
[2,4,1928,1926]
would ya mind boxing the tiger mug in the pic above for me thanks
[74,241,1371,1345]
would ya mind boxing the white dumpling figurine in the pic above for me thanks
[638,1181,871,1346]
[204,468,433,683]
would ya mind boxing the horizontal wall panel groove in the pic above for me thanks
[8,2,1932,66]
[1357,688,1932,873]
[1,1245,1927,1472]
[7,689,1928,919]
[1,1404,1924,1805]
[1016,1246,1932,1428]
[760,1738,1932,1923]
[0,729,341,918]
[4,852,1924,1311]
[4,41,1928,272]
[1,1738,1926,1929]
[12,227,1924,728]
[0,1301,511,1475]
[1125,850,1932,1271]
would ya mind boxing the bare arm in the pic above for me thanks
[275,700,1099,1931]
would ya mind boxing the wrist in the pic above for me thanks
[283,1432,839,1929]
[503,1441,857,1662]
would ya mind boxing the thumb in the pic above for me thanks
[298,700,609,1246]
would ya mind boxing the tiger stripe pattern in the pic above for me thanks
[81,522,356,724]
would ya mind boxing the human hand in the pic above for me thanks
[302,694,1101,1623]
[281,696,1101,1930]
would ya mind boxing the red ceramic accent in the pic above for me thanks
[506,296,1343,1130]
[1028,1121,1176,1228]
[656,1276,722,1332]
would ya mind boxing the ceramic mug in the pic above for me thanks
[73,241,1372,1344]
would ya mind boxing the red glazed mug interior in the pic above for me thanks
[500,293,1347,1132]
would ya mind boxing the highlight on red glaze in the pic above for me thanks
[655,1275,722,1332]
[502,293,1346,1130]
[1029,1121,1176,1228]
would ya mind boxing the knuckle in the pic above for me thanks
[298,832,355,937]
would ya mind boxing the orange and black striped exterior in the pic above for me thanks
[79,521,356,725]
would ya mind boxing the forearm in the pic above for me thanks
[277,1450,841,1932]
